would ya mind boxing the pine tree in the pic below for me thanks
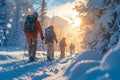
[1,0,33,48]
[40,0,47,29]
[14,0,20,46]
[75,0,120,53]
[12,0,33,47]
[40,0,47,51]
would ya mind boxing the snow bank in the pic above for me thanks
[80,45,120,80]
[80,67,106,80]
[62,50,103,80]
[67,61,100,80]
[101,47,120,70]
[100,46,120,80]
[75,50,103,61]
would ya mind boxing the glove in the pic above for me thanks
[42,37,44,40]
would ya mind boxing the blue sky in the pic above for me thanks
[46,0,75,10]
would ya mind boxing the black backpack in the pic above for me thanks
[24,15,36,32]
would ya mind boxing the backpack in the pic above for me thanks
[24,15,36,32]
[45,27,53,41]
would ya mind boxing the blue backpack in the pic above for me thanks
[45,27,53,41]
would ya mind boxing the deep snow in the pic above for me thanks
[0,47,120,80]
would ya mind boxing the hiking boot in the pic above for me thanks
[29,53,35,61]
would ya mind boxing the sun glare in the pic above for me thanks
[68,10,82,29]
[71,18,82,29]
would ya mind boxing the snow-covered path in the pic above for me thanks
[0,51,77,80]
[2,49,118,80]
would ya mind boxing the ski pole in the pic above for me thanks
[42,40,45,61]
[42,40,44,51]
[23,41,27,59]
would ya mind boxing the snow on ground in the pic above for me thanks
[0,50,103,80]
[80,46,120,80]
[1,47,120,80]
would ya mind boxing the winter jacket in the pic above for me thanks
[23,20,44,40]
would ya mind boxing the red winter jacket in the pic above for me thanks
[23,20,44,40]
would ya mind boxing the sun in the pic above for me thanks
[71,18,82,29]
[69,10,82,29]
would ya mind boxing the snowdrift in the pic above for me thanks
[62,50,103,80]
[80,47,120,80]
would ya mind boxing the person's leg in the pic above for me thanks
[27,37,33,60]
[47,43,51,61]
[60,47,62,58]
[47,43,54,61]
[63,48,65,58]
[27,38,30,54]
[32,38,37,59]
[70,48,72,55]
[60,47,65,58]
[51,43,54,60]
[72,49,74,54]
[71,49,73,55]
[28,37,37,61]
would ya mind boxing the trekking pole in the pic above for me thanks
[42,40,44,51]
[23,41,27,59]
[42,40,45,61]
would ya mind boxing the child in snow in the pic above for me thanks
[59,37,67,58]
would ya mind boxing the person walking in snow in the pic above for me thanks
[45,26,58,61]
[59,37,67,58]
[69,43,75,55]
[23,12,44,61]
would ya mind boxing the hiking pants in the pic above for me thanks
[70,49,75,55]
[27,37,37,60]
[60,47,65,58]
[47,43,54,61]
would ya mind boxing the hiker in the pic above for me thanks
[45,26,58,61]
[69,43,75,55]
[23,12,44,61]
[59,37,67,58]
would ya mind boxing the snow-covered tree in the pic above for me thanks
[75,0,120,53]
[39,0,47,51]
[40,0,47,24]
[0,0,7,46]
[0,0,35,49]
[13,0,33,46]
